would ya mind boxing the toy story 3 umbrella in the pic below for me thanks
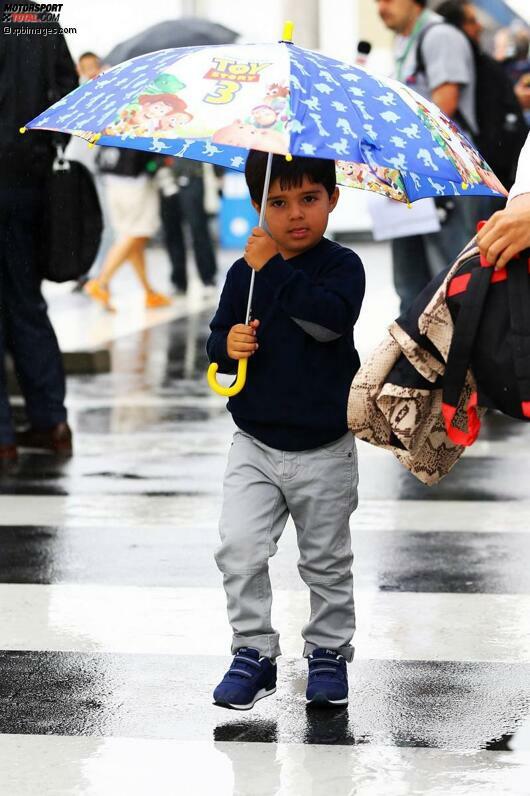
[23,21,506,396]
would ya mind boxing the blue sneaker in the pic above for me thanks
[213,648,277,710]
[306,648,348,706]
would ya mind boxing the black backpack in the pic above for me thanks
[442,249,530,445]
[414,23,528,189]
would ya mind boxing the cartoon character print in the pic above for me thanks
[249,104,280,129]
[104,107,146,137]
[104,73,192,139]
[242,82,290,135]
[212,119,288,154]
[336,160,407,202]
[263,82,290,116]
[136,93,193,136]
[413,99,481,186]
[459,137,507,195]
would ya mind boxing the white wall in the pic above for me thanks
[62,0,185,61]
[62,0,364,65]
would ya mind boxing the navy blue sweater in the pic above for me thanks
[207,237,365,451]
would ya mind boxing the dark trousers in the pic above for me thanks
[0,184,66,444]
[160,177,217,291]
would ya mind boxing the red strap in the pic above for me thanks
[441,392,481,446]
[476,221,492,268]
[447,258,530,297]
[522,401,530,419]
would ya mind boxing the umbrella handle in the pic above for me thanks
[207,151,273,397]
[207,358,247,397]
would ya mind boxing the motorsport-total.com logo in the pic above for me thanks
[2,3,76,35]
[2,3,63,23]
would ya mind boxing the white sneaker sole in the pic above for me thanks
[214,685,277,711]
[306,694,348,706]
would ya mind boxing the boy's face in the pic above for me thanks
[253,175,339,258]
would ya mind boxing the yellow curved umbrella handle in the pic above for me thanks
[207,358,248,397]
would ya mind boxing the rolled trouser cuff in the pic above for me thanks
[303,642,354,662]
[231,633,282,660]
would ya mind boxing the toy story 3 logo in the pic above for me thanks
[203,57,272,105]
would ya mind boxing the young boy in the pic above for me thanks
[207,151,365,709]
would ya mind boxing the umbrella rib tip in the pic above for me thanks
[281,20,294,43]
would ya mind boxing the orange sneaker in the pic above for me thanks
[84,279,115,312]
[145,291,171,309]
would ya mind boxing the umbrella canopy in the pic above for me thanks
[25,41,506,204]
[104,17,239,66]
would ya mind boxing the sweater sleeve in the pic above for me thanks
[206,266,240,375]
[259,250,365,340]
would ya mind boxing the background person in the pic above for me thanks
[76,51,103,83]
[156,158,218,294]
[0,4,77,460]
[435,0,523,216]
[85,147,170,312]
[65,50,114,292]
[377,0,480,313]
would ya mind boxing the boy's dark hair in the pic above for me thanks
[245,150,336,205]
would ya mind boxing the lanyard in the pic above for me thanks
[396,11,429,82]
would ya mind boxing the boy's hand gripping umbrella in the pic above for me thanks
[23,20,506,396]
[206,149,273,396]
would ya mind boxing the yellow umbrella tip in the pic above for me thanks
[19,127,27,134]
[285,153,293,161]
[282,20,294,42]
[461,182,469,190]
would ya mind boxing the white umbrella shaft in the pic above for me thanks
[245,151,273,325]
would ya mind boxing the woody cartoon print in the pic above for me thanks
[26,42,506,203]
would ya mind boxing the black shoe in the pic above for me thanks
[72,276,89,293]
[0,444,18,463]
[16,422,73,454]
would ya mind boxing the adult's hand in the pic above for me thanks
[476,193,530,269]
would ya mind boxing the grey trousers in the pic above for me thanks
[215,430,359,661]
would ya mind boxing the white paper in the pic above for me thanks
[367,194,441,241]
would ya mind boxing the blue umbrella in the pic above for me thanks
[23,22,505,395]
